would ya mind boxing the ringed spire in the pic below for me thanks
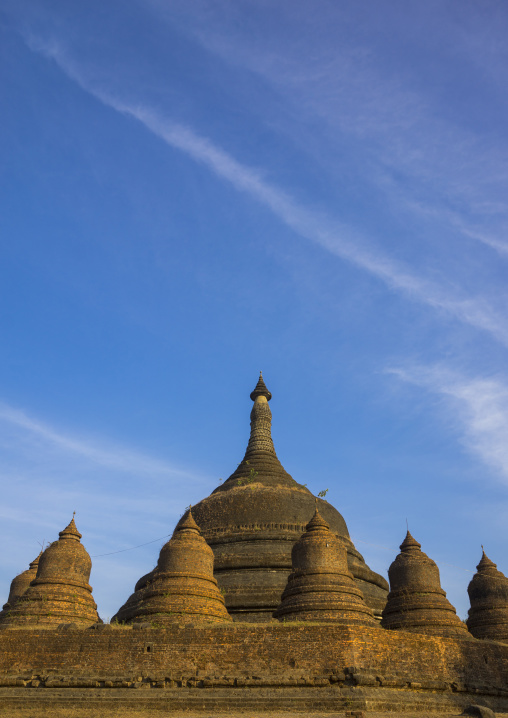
[250,371,272,401]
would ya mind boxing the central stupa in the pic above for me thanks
[180,374,388,621]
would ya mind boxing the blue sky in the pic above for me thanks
[1,0,507,621]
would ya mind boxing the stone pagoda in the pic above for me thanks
[0,517,99,628]
[467,550,508,642]
[0,551,41,615]
[274,507,375,625]
[173,373,388,621]
[113,509,232,625]
[381,531,469,638]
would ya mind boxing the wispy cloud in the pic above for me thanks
[0,401,195,479]
[388,365,508,482]
[163,4,508,256]
[22,39,508,348]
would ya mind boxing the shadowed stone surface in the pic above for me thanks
[274,507,375,624]
[182,374,388,621]
[462,706,497,718]
[0,517,99,628]
[381,531,470,638]
[467,551,508,642]
[0,551,41,614]
[112,510,232,625]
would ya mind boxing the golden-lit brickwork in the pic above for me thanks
[0,517,99,628]
[1,551,40,614]
[381,531,469,638]
[274,507,375,625]
[189,373,388,621]
[467,550,508,642]
[2,376,508,716]
[112,509,232,625]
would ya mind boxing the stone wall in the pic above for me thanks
[0,623,507,714]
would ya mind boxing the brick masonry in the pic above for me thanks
[0,622,507,714]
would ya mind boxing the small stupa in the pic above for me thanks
[0,551,41,614]
[467,550,508,642]
[381,531,469,638]
[274,507,375,625]
[112,509,232,625]
[0,517,100,628]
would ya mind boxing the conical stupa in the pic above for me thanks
[274,507,375,624]
[381,531,469,638]
[162,374,388,621]
[0,517,100,628]
[112,509,232,625]
[467,551,508,642]
[0,551,41,614]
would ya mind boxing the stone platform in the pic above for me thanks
[0,622,507,716]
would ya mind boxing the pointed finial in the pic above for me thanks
[477,549,497,572]
[59,515,82,541]
[250,372,272,401]
[306,506,330,532]
[178,507,200,534]
[29,550,42,570]
[400,530,421,552]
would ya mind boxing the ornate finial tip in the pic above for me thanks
[306,507,330,532]
[477,550,496,572]
[59,515,82,541]
[400,530,421,552]
[178,509,200,534]
[250,373,272,401]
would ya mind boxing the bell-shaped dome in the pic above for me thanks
[1,551,41,613]
[467,551,508,642]
[0,517,100,628]
[112,509,231,625]
[381,531,469,638]
[274,508,375,625]
[185,374,388,621]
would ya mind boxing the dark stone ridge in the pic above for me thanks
[274,507,375,625]
[112,509,232,625]
[467,550,508,642]
[0,517,99,628]
[1,551,41,613]
[462,706,497,718]
[181,375,388,621]
[381,530,470,638]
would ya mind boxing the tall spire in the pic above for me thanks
[246,372,276,456]
[213,374,296,491]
